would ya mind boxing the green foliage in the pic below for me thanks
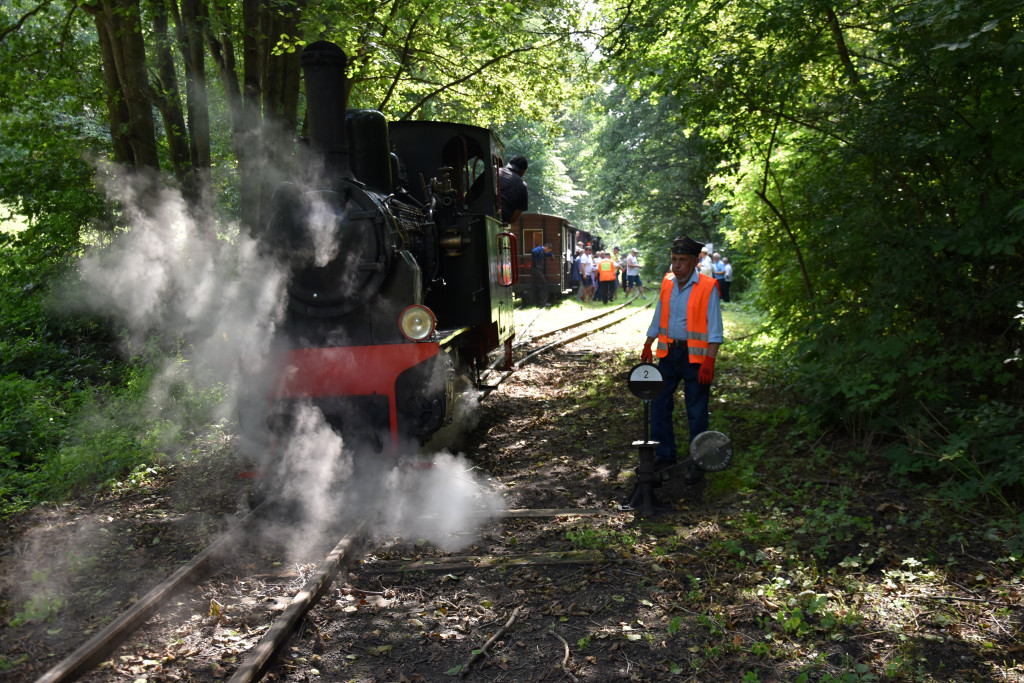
[0,372,73,466]
[565,525,636,550]
[887,402,1024,512]
[495,117,593,223]
[0,653,30,672]
[0,357,225,516]
[311,0,590,127]
[0,0,127,517]
[7,569,66,627]
[818,664,879,683]
[597,0,1024,500]
[0,249,227,516]
[1,358,148,514]
[0,0,108,256]
[582,84,731,276]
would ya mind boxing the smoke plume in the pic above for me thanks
[58,165,502,556]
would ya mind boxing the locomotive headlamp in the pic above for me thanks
[399,305,436,341]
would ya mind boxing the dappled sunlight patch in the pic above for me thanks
[680,519,722,543]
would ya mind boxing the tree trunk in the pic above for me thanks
[94,16,134,166]
[197,0,305,232]
[233,0,265,234]
[174,0,214,225]
[151,0,192,188]
[89,0,161,171]
[263,0,304,133]
[206,0,303,233]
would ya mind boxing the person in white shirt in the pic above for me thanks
[698,249,713,277]
[625,248,646,299]
[721,257,733,302]
[579,245,595,302]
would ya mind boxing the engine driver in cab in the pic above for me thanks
[498,155,529,223]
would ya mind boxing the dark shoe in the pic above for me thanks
[653,460,676,481]
[683,464,705,486]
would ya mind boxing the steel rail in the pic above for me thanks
[514,295,640,347]
[34,514,251,683]
[488,297,655,388]
[484,295,645,379]
[228,522,367,683]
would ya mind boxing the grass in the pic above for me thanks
[0,353,229,518]
[4,286,1023,680]
[532,298,1024,681]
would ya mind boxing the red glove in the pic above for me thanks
[641,339,654,363]
[698,356,716,385]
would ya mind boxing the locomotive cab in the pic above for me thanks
[389,121,515,352]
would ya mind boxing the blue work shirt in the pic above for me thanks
[531,245,551,268]
[646,270,724,343]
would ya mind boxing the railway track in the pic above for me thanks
[34,507,616,682]
[33,505,367,683]
[483,295,653,390]
[33,307,647,683]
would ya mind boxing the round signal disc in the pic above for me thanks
[690,430,733,472]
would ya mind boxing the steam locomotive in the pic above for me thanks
[254,41,517,462]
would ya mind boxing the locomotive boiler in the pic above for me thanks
[256,41,517,461]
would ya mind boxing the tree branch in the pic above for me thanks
[459,606,523,677]
[0,0,52,43]
[378,12,422,113]
[398,37,561,120]
[751,114,815,305]
[824,5,861,89]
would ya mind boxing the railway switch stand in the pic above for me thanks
[619,363,669,516]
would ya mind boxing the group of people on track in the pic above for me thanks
[571,244,647,304]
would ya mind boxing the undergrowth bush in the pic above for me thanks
[0,372,74,467]
[886,401,1024,513]
[1,232,228,516]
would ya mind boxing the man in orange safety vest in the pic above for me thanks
[596,251,617,304]
[640,235,724,486]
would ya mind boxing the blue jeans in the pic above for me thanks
[650,346,710,463]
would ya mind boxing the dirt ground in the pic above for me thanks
[2,302,1022,682]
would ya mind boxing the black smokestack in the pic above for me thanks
[301,41,351,178]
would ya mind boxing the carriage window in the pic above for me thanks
[523,229,542,253]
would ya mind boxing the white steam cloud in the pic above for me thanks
[378,451,503,551]
[307,194,343,267]
[59,166,503,557]
[66,167,288,401]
